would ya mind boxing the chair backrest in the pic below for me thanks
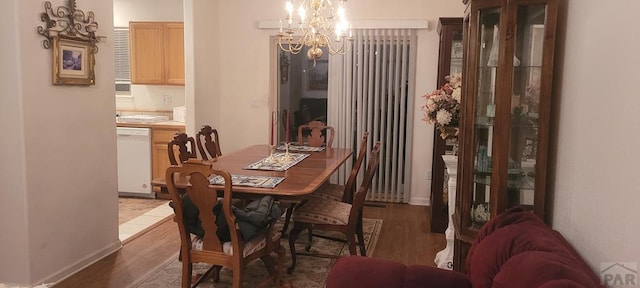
[196,125,222,160]
[342,132,370,203]
[165,162,243,276]
[297,120,335,147]
[167,132,197,165]
[166,161,284,287]
[348,141,381,224]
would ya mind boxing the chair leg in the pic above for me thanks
[281,204,296,235]
[193,265,219,287]
[287,226,305,274]
[260,253,280,287]
[181,260,192,288]
[305,227,313,251]
[356,215,367,256]
[346,232,358,255]
[212,265,222,283]
[233,266,243,288]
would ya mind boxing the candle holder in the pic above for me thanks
[280,142,295,163]
[264,145,279,164]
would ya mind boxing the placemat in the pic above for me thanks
[276,145,325,152]
[209,175,285,189]
[243,153,310,171]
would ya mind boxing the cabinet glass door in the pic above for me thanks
[507,4,546,209]
[450,31,463,75]
[470,8,500,228]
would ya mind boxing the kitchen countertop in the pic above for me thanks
[116,120,185,129]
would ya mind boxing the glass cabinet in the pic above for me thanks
[430,17,463,233]
[453,0,559,272]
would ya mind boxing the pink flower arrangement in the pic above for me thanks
[422,73,462,139]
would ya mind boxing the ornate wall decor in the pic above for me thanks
[37,0,105,85]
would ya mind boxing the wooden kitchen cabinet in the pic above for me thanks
[151,126,184,199]
[130,22,185,85]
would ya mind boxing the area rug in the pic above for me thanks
[130,218,382,288]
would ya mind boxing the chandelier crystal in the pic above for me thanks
[277,0,353,65]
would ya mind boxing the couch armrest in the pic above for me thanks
[327,256,471,288]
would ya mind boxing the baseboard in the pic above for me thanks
[39,241,122,286]
[409,196,430,206]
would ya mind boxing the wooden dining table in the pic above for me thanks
[151,144,353,201]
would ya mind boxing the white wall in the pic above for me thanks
[0,0,30,282]
[551,0,640,273]
[186,0,465,205]
[113,0,183,27]
[0,0,119,285]
[113,0,185,112]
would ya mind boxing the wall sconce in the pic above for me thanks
[37,0,105,53]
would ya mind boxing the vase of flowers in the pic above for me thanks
[422,73,462,141]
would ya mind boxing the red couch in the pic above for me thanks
[326,207,603,288]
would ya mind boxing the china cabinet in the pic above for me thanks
[453,0,559,272]
[430,18,463,233]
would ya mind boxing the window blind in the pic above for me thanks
[114,27,131,84]
[328,28,417,203]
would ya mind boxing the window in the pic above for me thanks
[114,27,131,94]
[277,47,329,144]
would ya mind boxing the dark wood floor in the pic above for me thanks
[55,203,445,287]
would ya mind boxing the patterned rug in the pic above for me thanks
[130,218,382,288]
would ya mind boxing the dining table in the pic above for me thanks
[151,144,353,201]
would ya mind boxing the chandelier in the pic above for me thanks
[277,0,353,64]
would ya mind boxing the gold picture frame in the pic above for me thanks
[52,36,96,85]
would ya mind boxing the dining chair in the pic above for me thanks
[279,121,335,235]
[282,126,342,233]
[287,141,381,274]
[196,125,222,160]
[297,120,335,147]
[168,132,197,165]
[309,132,370,203]
[166,161,285,288]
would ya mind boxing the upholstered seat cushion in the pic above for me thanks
[191,231,282,258]
[308,184,344,202]
[292,198,351,225]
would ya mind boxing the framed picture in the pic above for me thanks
[52,37,96,85]
[308,60,328,90]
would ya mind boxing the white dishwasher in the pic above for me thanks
[116,127,154,198]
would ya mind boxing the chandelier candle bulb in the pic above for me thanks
[276,0,353,63]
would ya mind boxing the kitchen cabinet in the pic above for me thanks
[453,0,559,272]
[130,22,185,85]
[151,126,184,199]
[430,17,463,233]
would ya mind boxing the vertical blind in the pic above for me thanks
[328,29,417,203]
[114,27,131,83]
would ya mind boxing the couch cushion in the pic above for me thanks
[405,264,472,288]
[327,256,408,288]
[327,256,471,288]
[467,207,602,288]
[493,252,601,288]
